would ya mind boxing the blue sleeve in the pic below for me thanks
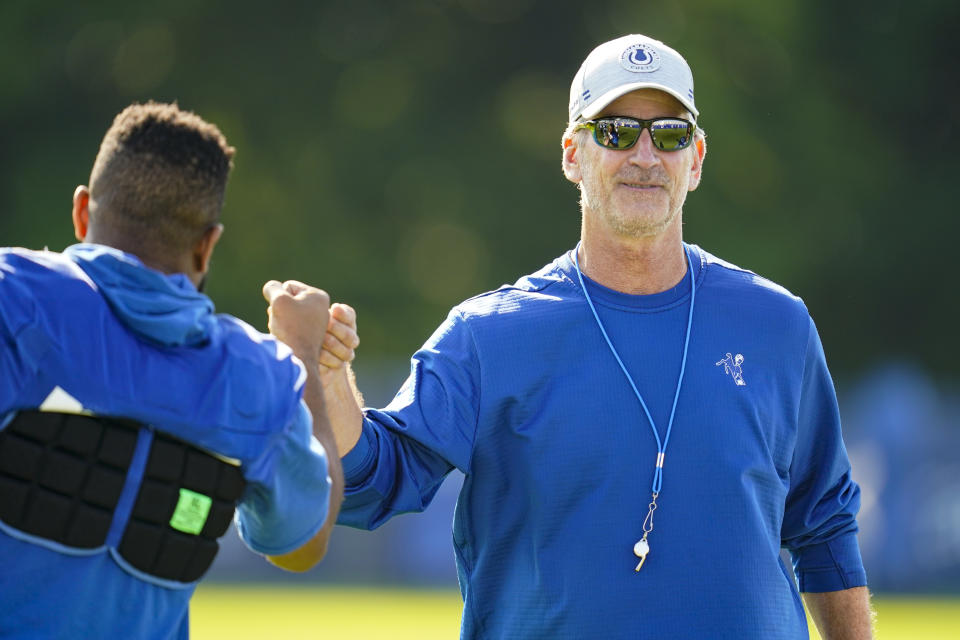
[234,401,332,555]
[337,309,479,530]
[0,255,43,413]
[782,319,868,592]
[0,296,16,412]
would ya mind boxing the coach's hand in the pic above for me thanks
[262,280,330,362]
[320,303,359,370]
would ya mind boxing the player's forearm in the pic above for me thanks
[320,362,364,457]
[303,361,344,531]
[802,586,874,640]
[267,360,343,572]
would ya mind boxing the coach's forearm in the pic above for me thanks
[803,586,874,640]
[320,362,364,457]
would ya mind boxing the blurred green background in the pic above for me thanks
[3,0,959,632]
[3,0,956,375]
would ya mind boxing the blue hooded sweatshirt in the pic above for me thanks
[0,245,331,639]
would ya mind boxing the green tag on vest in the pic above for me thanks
[169,488,212,535]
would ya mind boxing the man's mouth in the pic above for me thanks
[621,182,663,190]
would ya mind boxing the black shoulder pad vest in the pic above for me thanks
[0,411,245,583]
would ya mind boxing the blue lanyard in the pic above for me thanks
[573,242,696,497]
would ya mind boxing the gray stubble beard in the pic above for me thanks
[580,188,681,240]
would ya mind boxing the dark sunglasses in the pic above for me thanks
[575,116,695,151]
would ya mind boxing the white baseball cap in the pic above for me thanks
[568,34,698,124]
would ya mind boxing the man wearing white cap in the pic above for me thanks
[270,34,872,638]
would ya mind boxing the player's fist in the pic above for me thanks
[262,280,330,362]
[320,303,359,370]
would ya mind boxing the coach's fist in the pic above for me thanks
[320,303,359,371]
[262,280,330,362]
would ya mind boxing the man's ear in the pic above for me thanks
[193,223,224,274]
[562,135,583,184]
[688,135,707,191]
[72,186,90,241]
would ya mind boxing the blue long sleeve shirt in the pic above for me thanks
[338,245,866,639]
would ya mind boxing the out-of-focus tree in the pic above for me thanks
[1,0,955,377]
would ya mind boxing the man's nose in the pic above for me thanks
[628,127,661,167]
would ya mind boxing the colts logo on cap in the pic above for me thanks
[620,43,661,73]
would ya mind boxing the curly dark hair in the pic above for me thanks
[88,101,235,260]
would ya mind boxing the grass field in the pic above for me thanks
[191,585,960,639]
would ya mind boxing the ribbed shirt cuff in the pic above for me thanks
[341,416,378,483]
[794,533,868,592]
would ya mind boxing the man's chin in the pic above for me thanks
[615,191,669,212]
[608,209,677,238]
